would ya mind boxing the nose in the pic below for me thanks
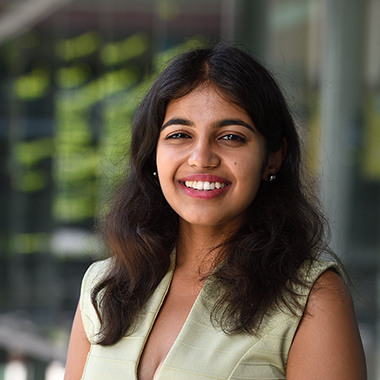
[187,138,220,169]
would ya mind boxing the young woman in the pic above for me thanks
[64,45,366,380]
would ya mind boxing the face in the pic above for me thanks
[156,85,274,232]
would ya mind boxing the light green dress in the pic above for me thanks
[80,256,340,380]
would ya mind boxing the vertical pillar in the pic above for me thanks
[7,36,29,308]
[220,0,269,59]
[318,0,366,257]
[235,0,269,59]
[221,0,238,41]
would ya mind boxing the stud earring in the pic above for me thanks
[153,172,157,177]
[269,174,276,181]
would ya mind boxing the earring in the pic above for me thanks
[153,172,157,178]
[269,174,276,181]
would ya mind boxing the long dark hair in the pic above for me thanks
[92,44,331,345]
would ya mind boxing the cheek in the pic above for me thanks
[156,144,168,175]
[233,156,267,195]
[235,154,266,178]
[156,145,177,195]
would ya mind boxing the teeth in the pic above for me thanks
[184,181,227,191]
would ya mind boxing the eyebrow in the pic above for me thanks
[161,118,193,130]
[161,118,255,133]
[216,119,255,133]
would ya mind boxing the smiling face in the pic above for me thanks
[156,85,275,233]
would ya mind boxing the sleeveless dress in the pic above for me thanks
[79,256,341,380]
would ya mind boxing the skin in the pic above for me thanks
[64,85,366,380]
[287,271,367,379]
[156,85,280,235]
[64,304,91,380]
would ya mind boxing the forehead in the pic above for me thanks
[165,85,249,120]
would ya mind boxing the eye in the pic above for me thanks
[166,132,191,140]
[220,134,246,143]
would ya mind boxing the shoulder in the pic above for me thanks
[286,268,367,379]
[79,258,113,342]
[80,257,114,305]
[298,259,343,288]
[83,257,113,281]
[306,269,349,310]
[80,258,114,294]
[289,259,344,315]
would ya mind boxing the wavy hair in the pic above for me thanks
[92,44,331,345]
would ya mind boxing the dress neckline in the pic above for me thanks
[135,251,208,380]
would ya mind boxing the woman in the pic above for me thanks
[64,45,366,380]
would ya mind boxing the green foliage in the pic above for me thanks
[55,63,91,89]
[55,31,101,61]
[8,33,202,224]
[12,233,50,255]
[101,34,149,66]
[14,138,54,167]
[14,67,51,100]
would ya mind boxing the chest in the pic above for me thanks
[137,291,198,380]
[81,270,295,380]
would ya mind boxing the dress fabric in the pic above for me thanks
[79,257,341,380]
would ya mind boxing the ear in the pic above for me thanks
[262,138,287,181]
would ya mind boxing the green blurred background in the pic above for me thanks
[0,0,379,379]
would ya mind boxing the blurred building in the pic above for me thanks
[0,0,379,379]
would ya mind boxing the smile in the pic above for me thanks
[184,181,228,191]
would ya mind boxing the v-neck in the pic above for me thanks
[135,253,205,380]
[80,257,336,379]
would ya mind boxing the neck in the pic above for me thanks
[175,220,235,279]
